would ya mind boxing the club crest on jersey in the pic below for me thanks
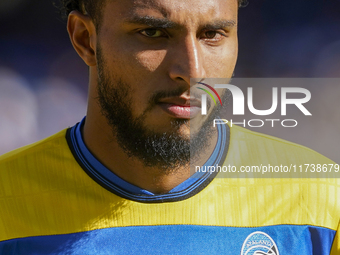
[240,231,279,255]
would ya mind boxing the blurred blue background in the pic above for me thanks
[0,0,340,156]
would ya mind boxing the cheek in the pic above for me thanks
[135,50,167,72]
[99,32,166,77]
[127,50,167,105]
[205,55,237,77]
[223,46,238,75]
[204,39,238,77]
[107,49,168,116]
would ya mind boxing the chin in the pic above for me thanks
[159,121,190,137]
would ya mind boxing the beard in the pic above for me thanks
[96,46,226,172]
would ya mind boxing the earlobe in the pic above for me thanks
[67,11,97,67]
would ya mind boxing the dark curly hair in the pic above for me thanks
[56,0,248,30]
[55,0,105,29]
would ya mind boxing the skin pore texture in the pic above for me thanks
[67,0,238,193]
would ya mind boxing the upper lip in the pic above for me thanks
[158,97,201,107]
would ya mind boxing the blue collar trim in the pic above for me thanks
[66,117,228,203]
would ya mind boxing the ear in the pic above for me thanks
[67,11,97,66]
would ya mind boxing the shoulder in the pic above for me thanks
[0,129,78,195]
[213,125,340,230]
[225,124,339,179]
[0,129,69,167]
[226,124,335,167]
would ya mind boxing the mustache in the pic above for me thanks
[148,86,212,107]
[149,87,188,105]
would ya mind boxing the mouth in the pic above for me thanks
[157,97,201,119]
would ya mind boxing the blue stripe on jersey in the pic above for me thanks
[67,117,228,202]
[0,224,335,255]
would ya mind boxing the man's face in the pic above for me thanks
[95,0,238,169]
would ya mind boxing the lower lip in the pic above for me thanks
[159,103,201,119]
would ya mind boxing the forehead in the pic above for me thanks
[103,0,238,26]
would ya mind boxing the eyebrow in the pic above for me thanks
[124,15,237,30]
[202,20,237,30]
[124,16,178,29]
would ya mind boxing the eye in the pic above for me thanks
[204,31,218,39]
[139,29,165,38]
[201,30,226,41]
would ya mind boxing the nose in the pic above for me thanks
[168,35,206,85]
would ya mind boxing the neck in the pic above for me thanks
[83,107,218,194]
[82,118,218,194]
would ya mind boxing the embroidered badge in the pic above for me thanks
[241,231,279,255]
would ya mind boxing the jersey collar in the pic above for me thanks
[66,117,229,203]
